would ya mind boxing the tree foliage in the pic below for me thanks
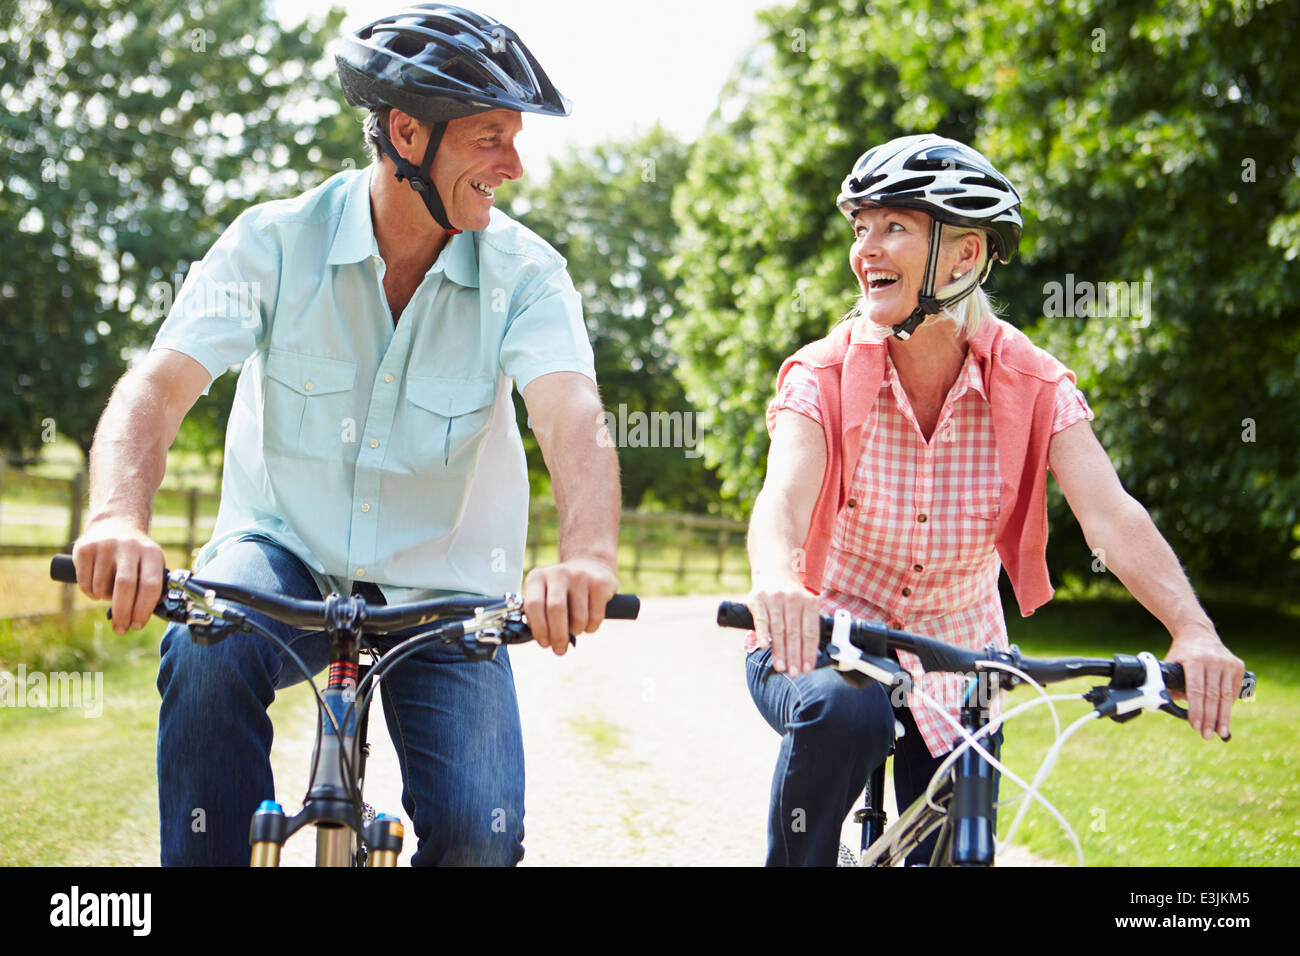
[0,0,361,461]
[506,126,722,512]
[670,0,1300,588]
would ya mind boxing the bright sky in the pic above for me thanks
[273,0,773,175]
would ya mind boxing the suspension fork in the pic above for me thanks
[309,601,364,866]
[947,674,1000,866]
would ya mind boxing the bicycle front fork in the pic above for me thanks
[249,801,405,867]
[946,703,999,866]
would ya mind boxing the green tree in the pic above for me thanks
[506,126,722,512]
[0,0,361,463]
[670,0,1300,588]
[669,0,985,512]
[971,0,1300,591]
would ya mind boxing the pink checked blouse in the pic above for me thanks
[754,347,1093,756]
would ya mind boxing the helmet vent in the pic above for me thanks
[947,195,1000,210]
[883,175,936,194]
[960,173,1010,191]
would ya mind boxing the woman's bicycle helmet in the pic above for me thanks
[836,134,1023,339]
[334,4,571,232]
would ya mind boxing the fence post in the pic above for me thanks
[185,487,199,562]
[632,513,644,584]
[528,503,539,572]
[61,471,86,624]
[677,515,691,581]
[716,526,727,584]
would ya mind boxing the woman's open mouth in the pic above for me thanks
[866,270,900,292]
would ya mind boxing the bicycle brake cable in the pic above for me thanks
[912,681,1084,865]
[176,581,367,830]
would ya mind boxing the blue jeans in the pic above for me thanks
[156,537,525,866]
[746,646,1002,866]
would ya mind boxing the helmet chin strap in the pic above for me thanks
[890,219,981,341]
[374,123,461,235]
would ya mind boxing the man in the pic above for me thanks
[71,5,620,866]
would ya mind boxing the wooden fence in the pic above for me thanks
[0,464,749,623]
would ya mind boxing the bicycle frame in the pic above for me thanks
[715,599,1255,868]
[248,622,402,867]
[47,555,641,867]
[856,687,1001,867]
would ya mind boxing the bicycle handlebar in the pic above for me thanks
[50,555,640,633]
[716,600,1256,702]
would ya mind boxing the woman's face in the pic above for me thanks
[849,205,963,329]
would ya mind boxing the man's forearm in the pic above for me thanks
[545,425,621,571]
[86,371,176,530]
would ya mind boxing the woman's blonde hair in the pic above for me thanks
[846,224,1000,342]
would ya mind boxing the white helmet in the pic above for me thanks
[837,134,1023,339]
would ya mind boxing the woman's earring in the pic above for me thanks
[952,270,963,280]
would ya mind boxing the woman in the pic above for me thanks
[744,134,1245,866]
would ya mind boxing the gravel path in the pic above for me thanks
[270,594,1054,866]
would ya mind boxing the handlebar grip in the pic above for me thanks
[717,601,755,631]
[50,554,78,584]
[1162,662,1256,700]
[604,594,640,620]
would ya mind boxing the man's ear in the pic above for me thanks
[388,109,427,163]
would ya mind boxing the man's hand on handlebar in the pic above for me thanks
[746,580,821,677]
[522,556,619,656]
[70,518,166,635]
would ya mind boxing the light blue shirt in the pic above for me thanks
[153,168,595,601]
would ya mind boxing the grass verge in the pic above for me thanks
[996,594,1299,866]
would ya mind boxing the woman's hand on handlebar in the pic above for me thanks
[746,580,821,677]
[70,518,166,635]
[1165,626,1246,742]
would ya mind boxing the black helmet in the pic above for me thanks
[836,134,1023,340]
[334,4,571,123]
[333,5,570,231]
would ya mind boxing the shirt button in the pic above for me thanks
[304,381,314,391]
[847,498,858,508]
[360,503,371,513]
[913,564,924,573]
[384,374,394,383]
[355,568,366,577]
[369,439,380,448]
[901,587,912,597]
[917,513,928,523]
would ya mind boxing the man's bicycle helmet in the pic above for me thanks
[334,4,571,232]
[836,134,1022,340]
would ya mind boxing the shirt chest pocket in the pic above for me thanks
[962,488,1001,522]
[830,481,893,557]
[396,375,498,476]
[263,349,357,458]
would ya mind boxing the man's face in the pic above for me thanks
[428,109,524,231]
